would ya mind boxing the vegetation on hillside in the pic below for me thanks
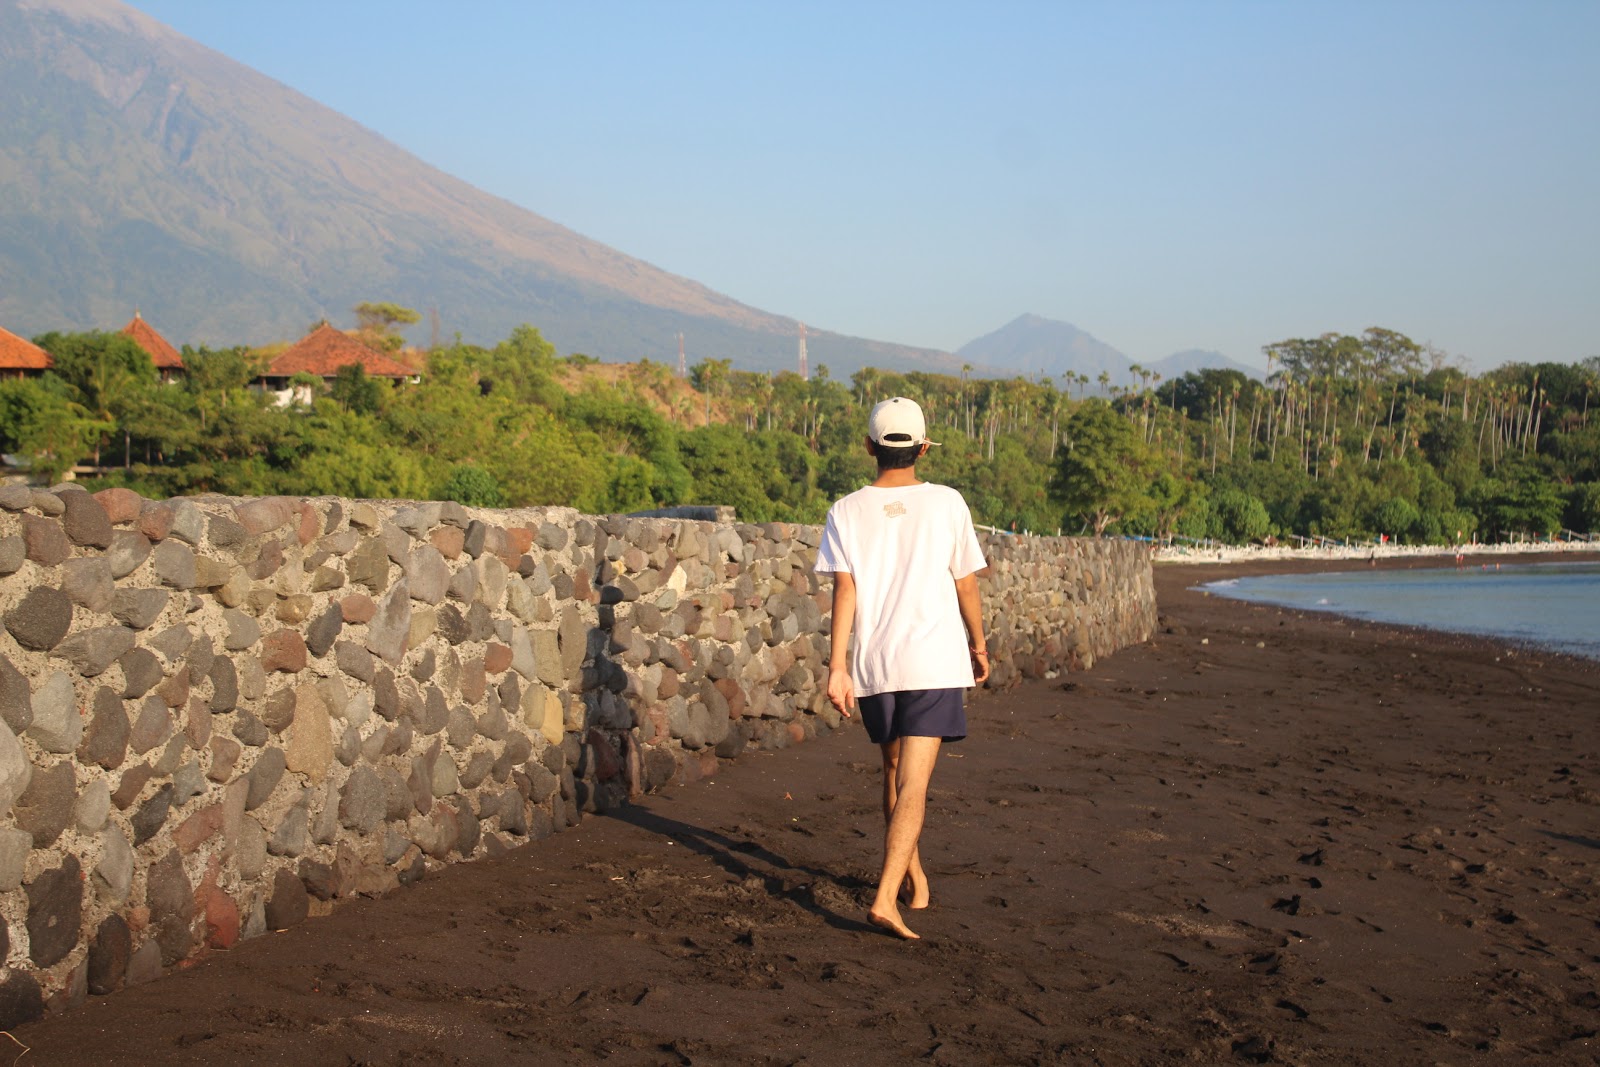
[3,318,1596,543]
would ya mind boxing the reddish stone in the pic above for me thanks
[173,804,224,853]
[586,728,621,780]
[714,677,747,717]
[429,526,464,560]
[483,642,511,675]
[125,906,151,938]
[21,515,69,566]
[657,672,680,700]
[340,593,377,624]
[572,569,592,603]
[202,887,240,949]
[137,503,173,542]
[297,503,319,547]
[506,527,534,555]
[260,630,308,673]
[786,722,806,744]
[698,751,720,778]
[495,550,521,572]
[94,488,144,524]
[233,497,296,537]
[460,658,486,704]
[156,670,190,709]
[185,697,212,749]
[677,754,703,785]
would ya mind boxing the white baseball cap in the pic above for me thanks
[868,396,940,447]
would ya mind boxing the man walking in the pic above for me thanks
[815,397,989,940]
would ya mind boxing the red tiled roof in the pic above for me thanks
[265,323,416,379]
[0,325,52,371]
[121,312,184,370]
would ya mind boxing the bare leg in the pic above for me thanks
[870,735,942,939]
[880,741,930,909]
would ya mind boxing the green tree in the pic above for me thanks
[1053,400,1154,535]
[353,302,421,352]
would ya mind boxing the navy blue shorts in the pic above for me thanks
[857,688,967,745]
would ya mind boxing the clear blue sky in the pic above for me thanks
[131,0,1598,372]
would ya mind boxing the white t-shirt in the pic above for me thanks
[815,482,987,697]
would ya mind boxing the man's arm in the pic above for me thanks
[826,571,856,716]
[955,572,990,685]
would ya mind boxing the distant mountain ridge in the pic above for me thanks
[958,314,1261,390]
[0,0,964,376]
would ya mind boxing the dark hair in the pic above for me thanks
[869,439,922,470]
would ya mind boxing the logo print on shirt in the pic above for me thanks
[883,501,907,518]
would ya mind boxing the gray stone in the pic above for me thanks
[166,500,204,545]
[131,784,173,845]
[559,607,588,675]
[447,563,477,603]
[173,759,206,805]
[73,777,111,834]
[268,800,310,857]
[236,817,267,880]
[0,657,31,733]
[336,724,361,766]
[185,633,214,680]
[53,625,137,676]
[431,753,460,797]
[0,535,22,575]
[536,522,568,550]
[6,587,73,652]
[106,530,153,579]
[0,720,30,821]
[25,670,80,753]
[261,688,295,732]
[0,827,29,891]
[335,639,375,683]
[306,607,342,658]
[146,850,193,964]
[246,747,287,810]
[445,704,476,750]
[207,513,249,547]
[148,623,193,664]
[61,491,114,547]
[0,485,28,510]
[154,733,186,775]
[152,540,198,589]
[232,709,268,748]
[460,750,494,789]
[312,779,341,845]
[477,700,509,741]
[61,557,114,611]
[223,608,262,651]
[346,535,392,593]
[509,626,538,680]
[339,765,385,833]
[88,914,132,996]
[130,696,172,754]
[31,490,66,515]
[406,546,450,604]
[15,759,76,847]
[27,855,83,966]
[118,647,164,699]
[531,629,562,687]
[209,655,239,712]
[365,580,412,664]
[78,684,130,767]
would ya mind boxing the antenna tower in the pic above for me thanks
[798,323,809,381]
[677,333,686,377]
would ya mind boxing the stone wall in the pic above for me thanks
[0,486,1155,1023]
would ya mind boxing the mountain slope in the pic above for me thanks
[0,0,961,376]
[958,314,1261,389]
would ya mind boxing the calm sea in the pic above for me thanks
[1199,561,1600,662]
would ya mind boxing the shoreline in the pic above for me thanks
[16,562,1600,1064]
[1154,538,1598,567]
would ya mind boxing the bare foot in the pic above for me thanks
[869,907,921,940]
[901,871,931,911]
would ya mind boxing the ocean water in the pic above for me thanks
[1199,561,1600,662]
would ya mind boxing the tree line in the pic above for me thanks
[2,317,1596,543]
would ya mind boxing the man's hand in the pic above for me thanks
[970,647,991,685]
[826,665,855,717]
